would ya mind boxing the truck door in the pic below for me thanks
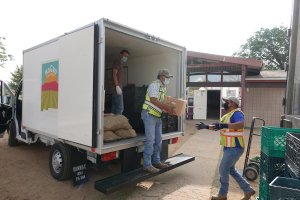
[0,81,13,135]
[57,24,99,147]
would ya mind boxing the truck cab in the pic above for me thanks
[0,81,13,136]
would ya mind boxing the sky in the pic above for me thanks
[0,0,293,83]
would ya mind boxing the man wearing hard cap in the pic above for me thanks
[196,96,255,200]
[141,69,175,173]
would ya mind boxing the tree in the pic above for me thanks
[234,26,289,70]
[0,37,13,68]
[8,65,23,93]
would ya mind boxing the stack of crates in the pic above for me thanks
[258,127,300,200]
[268,132,300,199]
[161,113,178,134]
[285,132,300,179]
[270,133,300,200]
[123,85,147,133]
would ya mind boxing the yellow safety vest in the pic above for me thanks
[220,109,245,148]
[142,80,166,118]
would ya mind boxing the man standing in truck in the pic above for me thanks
[141,69,175,173]
[196,97,255,200]
[111,49,130,115]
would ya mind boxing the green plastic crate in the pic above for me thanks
[260,152,285,183]
[261,126,300,158]
[259,179,270,200]
[269,177,300,200]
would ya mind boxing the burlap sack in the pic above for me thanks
[115,129,137,139]
[103,130,121,142]
[104,115,132,131]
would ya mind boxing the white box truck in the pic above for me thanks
[282,0,300,128]
[0,18,194,193]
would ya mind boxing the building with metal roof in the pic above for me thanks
[186,51,286,126]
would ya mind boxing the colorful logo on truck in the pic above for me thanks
[41,61,59,111]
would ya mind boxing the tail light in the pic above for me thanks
[171,137,179,144]
[101,151,118,162]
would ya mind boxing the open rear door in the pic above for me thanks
[58,24,99,147]
[0,81,13,135]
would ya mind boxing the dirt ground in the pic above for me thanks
[0,120,261,200]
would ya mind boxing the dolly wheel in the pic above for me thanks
[248,162,260,173]
[245,167,258,181]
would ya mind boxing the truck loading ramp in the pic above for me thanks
[94,153,195,194]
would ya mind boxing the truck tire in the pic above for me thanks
[8,121,18,146]
[49,143,72,180]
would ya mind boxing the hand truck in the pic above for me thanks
[242,117,265,181]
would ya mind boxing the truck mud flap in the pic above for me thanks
[94,153,195,194]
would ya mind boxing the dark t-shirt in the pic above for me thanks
[111,59,123,87]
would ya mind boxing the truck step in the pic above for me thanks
[94,153,195,194]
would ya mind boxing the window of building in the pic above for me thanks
[223,75,241,82]
[207,74,221,82]
[190,74,206,82]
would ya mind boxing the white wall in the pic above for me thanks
[128,52,180,97]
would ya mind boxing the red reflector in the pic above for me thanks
[91,148,96,153]
[171,137,179,144]
[101,151,117,162]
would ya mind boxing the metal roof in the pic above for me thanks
[187,51,263,72]
[246,70,287,82]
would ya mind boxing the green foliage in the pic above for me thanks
[0,37,13,68]
[234,26,289,70]
[8,65,23,93]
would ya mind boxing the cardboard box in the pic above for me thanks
[164,96,187,116]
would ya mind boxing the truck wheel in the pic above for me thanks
[8,121,18,146]
[245,167,258,181]
[49,143,72,180]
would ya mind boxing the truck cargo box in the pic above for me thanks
[22,19,187,153]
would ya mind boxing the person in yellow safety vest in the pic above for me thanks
[196,96,255,200]
[141,69,175,174]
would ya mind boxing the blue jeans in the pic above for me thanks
[111,89,123,115]
[219,147,253,196]
[141,110,162,168]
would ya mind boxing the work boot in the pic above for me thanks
[153,162,170,169]
[241,190,255,200]
[143,165,160,173]
[211,194,227,200]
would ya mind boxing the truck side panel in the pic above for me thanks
[23,40,59,136]
[285,0,300,128]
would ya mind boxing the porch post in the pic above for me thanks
[241,65,246,111]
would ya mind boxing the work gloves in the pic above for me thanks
[195,122,209,130]
[116,86,122,95]
[210,123,228,130]
[195,122,228,130]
